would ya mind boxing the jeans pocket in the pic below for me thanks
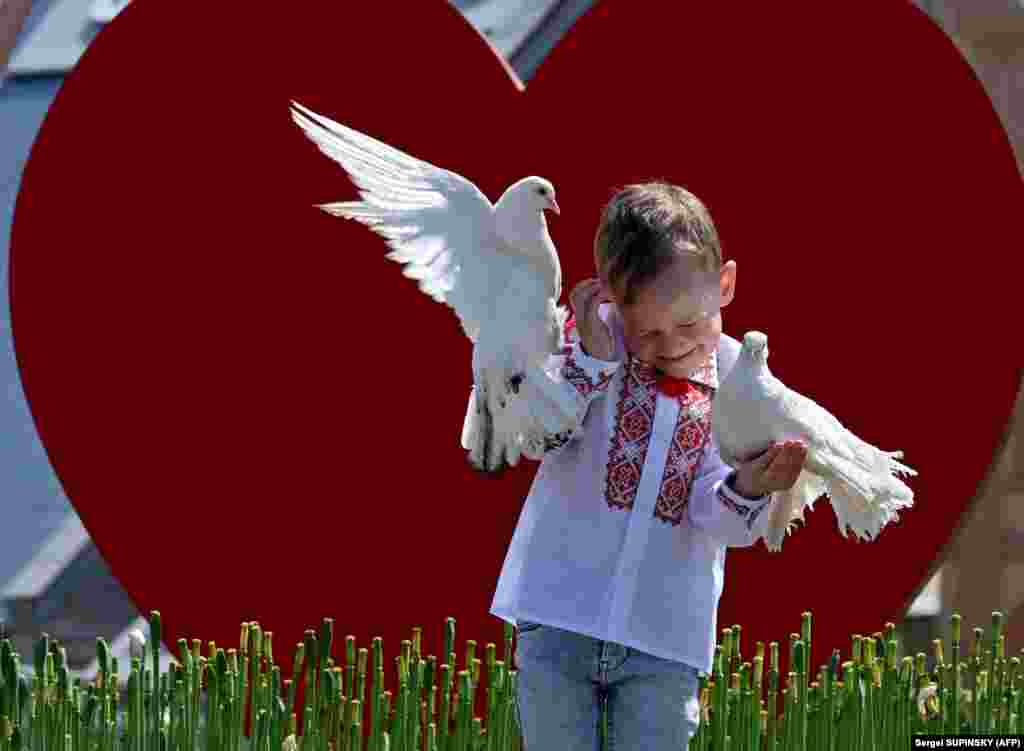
[516,620,543,635]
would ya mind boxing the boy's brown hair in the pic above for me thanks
[594,182,722,305]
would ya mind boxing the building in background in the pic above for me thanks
[1,0,1021,670]
[908,0,1024,654]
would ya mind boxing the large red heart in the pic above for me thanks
[10,0,1022,700]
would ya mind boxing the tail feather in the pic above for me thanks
[824,473,911,542]
[755,431,916,551]
[460,386,480,455]
[479,380,508,473]
[760,470,827,552]
[462,380,507,473]
[801,444,915,544]
[885,450,917,478]
[805,439,915,507]
[463,375,516,474]
[493,382,522,470]
[460,365,581,473]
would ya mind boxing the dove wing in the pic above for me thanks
[290,101,510,343]
[774,381,871,465]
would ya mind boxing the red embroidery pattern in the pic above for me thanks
[605,358,657,511]
[603,353,720,523]
[563,349,614,398]
[716,485,771,531]
[654,386,714,526]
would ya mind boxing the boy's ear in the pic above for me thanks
[719,261,737,308]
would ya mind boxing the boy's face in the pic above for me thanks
[607,251,737,378]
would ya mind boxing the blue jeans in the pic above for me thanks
[514,621,701,750]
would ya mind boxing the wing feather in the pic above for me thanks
[290,101,510,341]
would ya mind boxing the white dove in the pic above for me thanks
[289,101,579,472]
[712,331,916,551]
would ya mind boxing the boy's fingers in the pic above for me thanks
[751,445,781,471]
[780,453,802,482]
[737,442,807,493]
[782,442,808,468]
[569,278,600,313]
[768,450,790,476]
[770,442,804,462]
[571,277,599,296]
[758,445,790,477]
[743,441,805,477]
[568,279,588,303]
[769,444,806,485]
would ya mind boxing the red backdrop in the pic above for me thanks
[8,0,1023,712]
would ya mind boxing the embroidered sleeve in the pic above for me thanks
[562,341,619,398]
[686,440,776,548]
[533,341,620,456]
[559,314,622,400]
[716,474,772,532]
[533,315,624,456]
[542,428,575,453]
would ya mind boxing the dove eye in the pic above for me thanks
[537,187,547,196]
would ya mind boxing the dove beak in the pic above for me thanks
[547,197,560,215]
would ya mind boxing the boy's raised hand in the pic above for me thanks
[569,278,617,361]
[732,441,808,498]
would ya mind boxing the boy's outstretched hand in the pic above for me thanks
[732,440,808,498]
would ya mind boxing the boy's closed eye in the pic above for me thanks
[638,320,701,338]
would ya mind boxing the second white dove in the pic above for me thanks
[711,331,916,551]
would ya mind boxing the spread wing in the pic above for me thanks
[290,101,511,342]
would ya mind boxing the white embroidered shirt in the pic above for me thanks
[489,305,775,674]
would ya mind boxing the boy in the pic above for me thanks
[489,182,807,748]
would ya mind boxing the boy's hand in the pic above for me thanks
[569,278,617,361]
[732,441,808,498]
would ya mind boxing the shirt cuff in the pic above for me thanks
[564,340,621,396]
[721,472,770,504]
[717,473,772,530]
